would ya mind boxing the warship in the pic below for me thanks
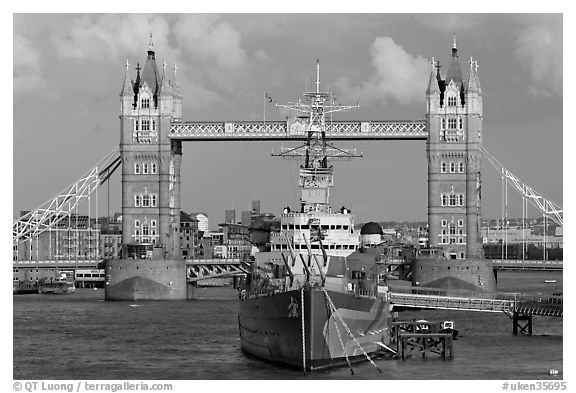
[238,61,394,371]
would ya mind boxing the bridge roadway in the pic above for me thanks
[13,259,103,269]
[389,286,563,317]
[383,258,562,271]
[169,120,428,141]
[13,258,251,282]
[185,258,250,282]
[490,259,563,270]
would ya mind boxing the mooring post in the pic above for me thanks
[512,311,533,335]
[422,337,427,359]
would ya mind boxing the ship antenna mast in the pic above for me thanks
[272,60,361,214]
[316,59,320,94]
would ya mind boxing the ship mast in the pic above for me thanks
[273,60,361,214]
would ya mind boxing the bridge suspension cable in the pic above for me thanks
[480,144,562,227]
[13,148,122,245]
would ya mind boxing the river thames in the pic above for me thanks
[13,270,562,380]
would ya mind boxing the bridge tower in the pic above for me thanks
[119,36,183,259]
[426,35,483,260]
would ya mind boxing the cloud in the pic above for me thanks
[514,18,562,97]
[13,34,48,95]
[413,14,484,32]
[172,15,247,70]
[334,37,429,106]
[53,14,174,61]
[254,50,272,62]
[14,14,257,108]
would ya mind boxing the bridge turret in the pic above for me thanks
[119,38,181,260]
[426,36,483,260]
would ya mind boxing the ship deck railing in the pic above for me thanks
[242,285,377,300]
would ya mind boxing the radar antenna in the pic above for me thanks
[271,60,361,213]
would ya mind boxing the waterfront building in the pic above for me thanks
[220,223,252,259]
[251,200,261,216]
[213,245,227,258]
[99,214,123,259]
[15,215,100,261]
[180,211,199,258]
[100,231,122,260]
[225,209,236,224]
[197,236,214,258]
[241,210,252,226]
[481,228,562,249]
[192,213,209,233]
[210,232,224,245]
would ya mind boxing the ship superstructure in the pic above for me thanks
[264,61,361,258]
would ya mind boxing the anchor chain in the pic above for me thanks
[301,287,306,373]
[322,288,382,373]
[323,289,354,374]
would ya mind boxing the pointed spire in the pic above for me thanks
[446,33,463,85]
[466,56,482,95]
[120,59,132,96]
[172,62,182,97]
[133,62,141,94]
[146,32,156,61]
[141,34,160,95]
[426,56,440,95]
[159,59,171,95]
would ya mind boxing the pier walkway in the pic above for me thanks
[389,286,563,317]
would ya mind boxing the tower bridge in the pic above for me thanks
[13,35,563,300]
[117,35,487,267]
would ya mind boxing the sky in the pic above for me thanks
[13,13,563,228]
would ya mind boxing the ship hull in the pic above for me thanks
[238,287,391,371]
